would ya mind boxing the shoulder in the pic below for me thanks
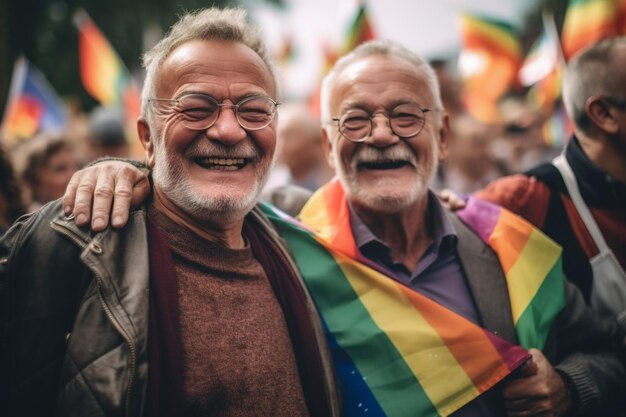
[474,171,556,228]
[261,184,313,217]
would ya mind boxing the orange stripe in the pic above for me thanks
[487,210,532,273]
[322,180,359,257]
[400,285,513,389]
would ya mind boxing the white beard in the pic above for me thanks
[151,132,270,224]
[334,143,438,213]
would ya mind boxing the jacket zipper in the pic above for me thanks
[50,222,137,417]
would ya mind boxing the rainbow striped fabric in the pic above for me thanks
[458,14,521,123]
[562,0,622,59]
[343,2,376,54]
[257,179,570,416]
[1,57,66,144]
[457,196,565,349]
[73,9,139,108]
[73,9,142,155]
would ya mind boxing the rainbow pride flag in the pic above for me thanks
[258,179,565,416]
[457,197,565,349]
[343,2,376,54]
[73,9,139,107]
[562,0,620,59]
[1,57,66,144]
[458,14,521,123]
[73,9,142,155]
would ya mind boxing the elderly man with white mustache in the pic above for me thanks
[0,8,339,417]
[56,40,625,417]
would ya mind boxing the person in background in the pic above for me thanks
[86,105,131,162]
[0,8,338,417]
[492,94,561,174]
[275,103,333,192]
[262,103,334,214]
[475,37,626,323]
[0,144,26,234]
[432,112,509,194]
[12,132,79,211]
[61,39,626,417]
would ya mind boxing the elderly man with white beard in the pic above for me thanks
[0,8,339,417]
[56,40,625,417]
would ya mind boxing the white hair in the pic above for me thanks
[141,7,278,128]
[319,39,443,122]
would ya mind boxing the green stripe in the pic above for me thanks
[514,257,565,349]
[273,219,440,417]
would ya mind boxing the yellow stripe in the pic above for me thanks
[461,16,521,55]
[299,189,332,239]
[564,0,616,35]
[505,228,561,324]
[335,254,479,412]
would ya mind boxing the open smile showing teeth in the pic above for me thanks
[358,159,411,170]
[194,157,248,171]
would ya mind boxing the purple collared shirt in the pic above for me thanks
[349,191,505,416]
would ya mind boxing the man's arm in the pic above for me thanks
[502,280,626,417]
[63,160,150,231]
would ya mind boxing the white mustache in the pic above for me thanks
[185,142,260,161]
[353,146,416,166]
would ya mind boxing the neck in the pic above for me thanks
[352,195,433,271]
[153,187,247,249]
[578,132,626,184]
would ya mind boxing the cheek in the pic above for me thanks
[254,128,277,161]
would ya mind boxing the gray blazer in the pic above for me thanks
[449,213,626,415]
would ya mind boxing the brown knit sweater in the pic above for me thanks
[148,207,309,417]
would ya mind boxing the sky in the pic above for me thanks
[250,0,540,98]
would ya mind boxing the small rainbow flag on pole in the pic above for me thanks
[73,8,141,155]
[73,9,140,108]
[343,2,376,54]
[256,179,567,416]
[1,57,66,145]
[561,0,621,60]
[458,14,522,123]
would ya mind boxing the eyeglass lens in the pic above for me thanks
[338,104,427,141]
[174,94,277,130]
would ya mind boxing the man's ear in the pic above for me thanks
[437,112,451,162]
[586,96,620,135]
[321,126,336,169]
[137,117,156,168]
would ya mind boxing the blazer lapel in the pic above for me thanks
[448,213,518,344]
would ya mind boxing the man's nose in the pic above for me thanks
[205,104,247,145]
[365,114,400,147]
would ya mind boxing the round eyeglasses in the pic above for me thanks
[149,93,280,131]
[332,104,433,142]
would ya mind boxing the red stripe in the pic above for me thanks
[400,284,528,389]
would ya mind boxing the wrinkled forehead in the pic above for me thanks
[156,39,277,98]
[330,55,436,112]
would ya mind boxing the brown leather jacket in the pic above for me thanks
[0,200,339,417]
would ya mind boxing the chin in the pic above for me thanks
[340,172,430,214]
[352,188,426,213]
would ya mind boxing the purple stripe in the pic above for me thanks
[457,197,502,243]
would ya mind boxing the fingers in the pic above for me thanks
[90,169,117,231]
[518,359,539,378]
[63,161,150,231]
[110,171,149,228]
[63,173,80,216]
[437,189,467,211]
[71,172,99,227]
[93,164,150,230]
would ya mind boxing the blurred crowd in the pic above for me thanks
[0,104,131,233]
